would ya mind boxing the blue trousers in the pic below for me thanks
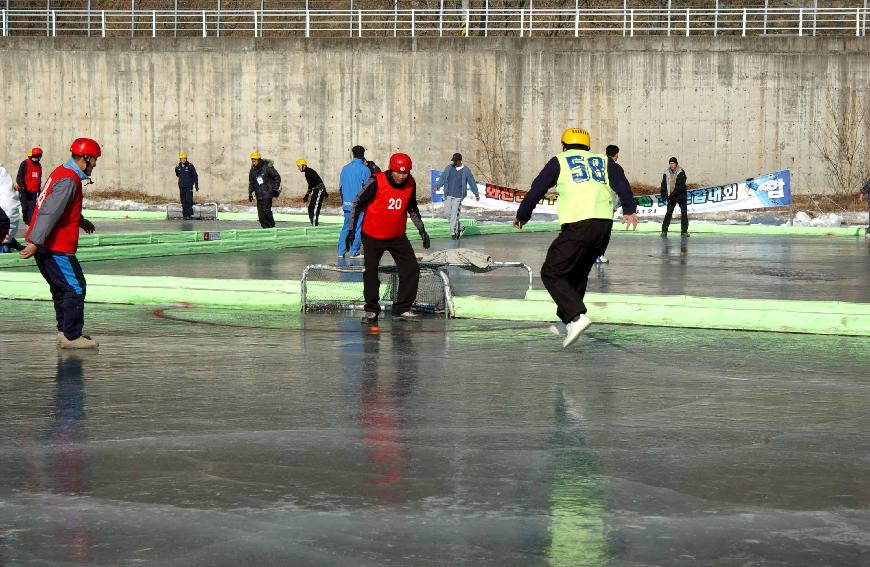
[34,251,87,340]
[338,210,363,256]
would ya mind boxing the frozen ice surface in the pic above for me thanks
[1,300,870,566]
[15,232,865,303]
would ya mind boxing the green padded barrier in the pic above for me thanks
[2,271,868,336]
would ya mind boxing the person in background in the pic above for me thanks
[20,138,102,349]
[433,152,480,239]
[660,156,689,237]
[0,162,24,251]
[338,145,372,257]
[597,144,634,264]
[248,152,281,229]
[16,147,43,225]
[860,175,870,237]
[175,152,199,220]
[298,158,327,227]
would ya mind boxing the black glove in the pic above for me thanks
[421,231,431,250]
[248,193,254,203]
[195,187,199,192]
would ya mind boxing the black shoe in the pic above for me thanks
[360,311,379,324]
[7,237,25,251]
[451,234,458,240]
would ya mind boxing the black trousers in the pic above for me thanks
[256,197,275,228]
[540,219,612,324]
[362,232,420,315]
[20,190,38,226]
[34,251,87,340]
[179,186,194,218]
[662,193,689,234]
[308,184,327,226]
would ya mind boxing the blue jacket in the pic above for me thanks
[435,164,479,199]
[339,158,372,211]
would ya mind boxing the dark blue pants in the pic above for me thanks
[179,186,194,218]
[34,251,87,340]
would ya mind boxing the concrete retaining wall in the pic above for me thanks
[1,36,867,200]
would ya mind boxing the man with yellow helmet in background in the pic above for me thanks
[175,152,199,220]
[513,128,639,348]
[297,158,328,227]
[248,152,281,228]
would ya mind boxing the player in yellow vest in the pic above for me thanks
[513,128,639,347]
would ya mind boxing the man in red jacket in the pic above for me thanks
[16,147,43,226]
[346,153,431,324]
[20,138,101,349]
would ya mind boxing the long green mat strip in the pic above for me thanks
[2,272,867,336]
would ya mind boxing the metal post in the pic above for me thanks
[410,9,414,37]
[51,10,55,36]
[349,0,353,37]
[667,0,671,36]
[528,1,532,37]
[519,8,524,38]
[742,9,747,36]
[173,0,177,38]
[217,0,221,38]
[438,0,443,37]
[857,8,861,36]
[101,10,105,37]
[393,0,397,37]
[305,7,309,37]
[685,8,689,36]
[812,0,817,37]
[575,0,580,37]
[622,0,626,37]
[131,0,135,37]
[253,10,257,37]
[152,10,156,37]
[45,0,50,36]
[357,9,361,37]
[484,0,489,37]
[465,8,469,36]
[763,0,768,35]
[202,10,206,37]
[1,10,6,37]
[714,0,718,36]
[630,8,634,37]
[864,0,867,36]
[87,0,91,37]
[799,8,803,36]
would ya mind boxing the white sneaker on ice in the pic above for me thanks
[549,321,567,335]
[562,315,592,348]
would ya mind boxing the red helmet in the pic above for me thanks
[30,147,43,157]
[389,153,412,173]
[70,138,102,158]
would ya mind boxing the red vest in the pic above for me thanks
[23,159,43,192]
[362,173,416,240]
[26,164,84,254]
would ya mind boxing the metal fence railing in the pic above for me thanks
[0,7,867,38]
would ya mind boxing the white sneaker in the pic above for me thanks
[59,335,99,349]
[548,321,567,335]
[595,255,609,264]
[395,311,419,320]
[562,315,592,348]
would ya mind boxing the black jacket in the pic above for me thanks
[303,167,324,190]
[175,162,199,189]
[661,168,687,200]
[0,206,9,243]
[366,161,382,174]
[249,160,282,200]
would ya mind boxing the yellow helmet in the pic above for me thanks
[250,152,261,160]
[561,128,591,147]
[179,152,187,159]
[296,159,307,167]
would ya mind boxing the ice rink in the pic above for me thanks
[1,226,869,565]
